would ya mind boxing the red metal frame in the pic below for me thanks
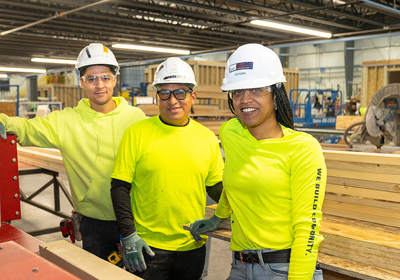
[0,240,80,280]
[0,222,43,254]
[0,134,21,222]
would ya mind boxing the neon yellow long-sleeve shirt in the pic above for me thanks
[215,119,326,280]
[0,97,146,220]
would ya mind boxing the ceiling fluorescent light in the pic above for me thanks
[251,20,332,38]
[31,58,77,64]
[0,67,46,73]
[112,44,190,55]
[0,74,7,78]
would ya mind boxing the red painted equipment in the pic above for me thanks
[0,134,21,222]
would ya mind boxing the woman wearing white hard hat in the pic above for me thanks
[190,44,326,280]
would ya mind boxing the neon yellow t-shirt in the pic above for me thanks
[216,119,326,280]
[111,116,224,251]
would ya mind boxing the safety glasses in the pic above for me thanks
[157,89,193,101]
[228,86,272,100]
[81,75,116,85]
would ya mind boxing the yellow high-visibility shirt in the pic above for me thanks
[112,116,224,251]
[216,119,326,280]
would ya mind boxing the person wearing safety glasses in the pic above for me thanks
[110,57,224,279]
[189,44,326,280]
[0,43,146,261]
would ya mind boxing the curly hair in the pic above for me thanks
[227,83,294,129]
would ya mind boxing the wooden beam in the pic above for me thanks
[323,150,400,166]
[325,160,400,176]
[327,169,400,184]
[362,59,400,67]
[17,147,66,174]
[322,200,400,227]
[327,177,400,193]
[39,240,142,280]
[326,184,400,204]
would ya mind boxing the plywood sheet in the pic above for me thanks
[335,116,364,130]
[0,101,16,116]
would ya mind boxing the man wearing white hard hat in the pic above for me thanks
[110,57,224,279]
[190,44,326,280]
[0,43,146,261]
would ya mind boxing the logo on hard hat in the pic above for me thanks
[85,48,91,58]
[164,75,186,80]
[102,46,109,58]
[229,62,253,73]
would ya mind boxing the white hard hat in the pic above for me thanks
[75,43,119,77]
[221,43,286,91]
[152,57,197,90]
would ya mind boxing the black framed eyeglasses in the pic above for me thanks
[157,89,193,101]
[228,86,272,100]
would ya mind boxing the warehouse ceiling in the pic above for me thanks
[1,0,400,74]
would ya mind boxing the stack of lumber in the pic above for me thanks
[323,150,400,227]
[17,146,65,174]
[335,115,365,131]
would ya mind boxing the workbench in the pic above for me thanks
[18,161,72,236]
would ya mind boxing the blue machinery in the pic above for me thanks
[289,89,343,127]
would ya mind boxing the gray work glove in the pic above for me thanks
[0,122,6,140]
[71,211,83,241]
[189,214,223,242]
[122,231,155,272]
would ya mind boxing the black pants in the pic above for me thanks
[80,215,120,262]
[133,245,206,280]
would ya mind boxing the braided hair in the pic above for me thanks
[272,84,294,129]
[227,83,294,130]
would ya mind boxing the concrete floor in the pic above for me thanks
[10,171,232,280]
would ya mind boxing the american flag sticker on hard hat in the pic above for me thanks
[229,62,253,73]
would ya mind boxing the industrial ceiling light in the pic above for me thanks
[112,44,190,55]
[250,20,332,38]
[0,74,7,78]
[0,67,46,73]
[31,58,77,64]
